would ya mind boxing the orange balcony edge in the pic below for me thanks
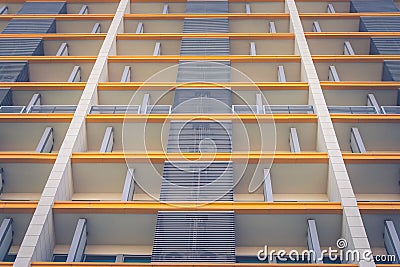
[0,56,96,63]
[0,201,37,213]
[71,152,329,164]
[117,33,295,40]
[0,152,58,163]
[123,13,290,19]
[107,55,301,63]
[86,114,317,123]
[6,0,119,3]
[343,153,400,164]
[331,115,400,123]
[321,82,400,90]
[10,83,86,91]
[313,55,400,62]
[358,202,400,214]
[306,32,400,38]
[0,114,73,122]
[0,34,106,40]
[52,201,342,214]
[0,14,114,20]
[97,82,309,91]
[300,12,400,18]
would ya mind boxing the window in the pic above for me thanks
[52,254,67,262]
[236,255,266,263]
[83,255,116,262]
[123,255,151,263]
[2,254,16,262]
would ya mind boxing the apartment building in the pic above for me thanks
[0,0,399,266]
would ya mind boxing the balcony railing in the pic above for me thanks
[232,105,314,114]
[327,106,378,114]
[29,105,77,113]
[0,106,25,113]
[381,106,400,114]
[146,105,172,114]
[90,105,140,114]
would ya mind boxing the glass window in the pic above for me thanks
[236,255,267,263]
[123,255,151,263]
[3,254,16,262]
[84,255,116,262]
[53,254,67,262]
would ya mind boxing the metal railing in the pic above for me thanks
[29,105,77,113]
[232,105,258,114]
[0,106,25,113]
[327,106,378,114]
[146,105,172,114]
[90,105,140,114]
[381,106,400,114]
[264,105,314,114]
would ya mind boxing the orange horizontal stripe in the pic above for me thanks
[0,34,106,40]
[321,82,400,90]
[0,201,37,213]
[10,83,86,91]
[331,115,400,123]
[97,82,309,91]
[86,114,317,123]
[124,13,290,20]
[0,114,73,122]
[53,201,342,214]
[343,153,400,164]
[300,13,400,18]
[131,0,285,2]
[117,33,295,40]
[108,55,301,63]
[313,55,400,62]
[31,263,355,267]
[306,32,400,38]
[0,82,86,88]
[7,0,119,2]
[71,152,329,164]
[0,56,96,63]
[0,14,114,20]
[358,202,400,214]
[0,152,57,163]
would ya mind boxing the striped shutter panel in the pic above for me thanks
[0,89,12,106]
[152,212,236,262]
[0,62,29,82]
[382,60,400,81]
[350,0,399,12]
[183,18,229,33]
[186,1,229,13]
[359,17,400,32]
[370,38,400,54]
[176,61,231,83]
[0,39,44,56]
[167,121,232,152]
[2,19,56,34]
[180,38,230,56]
[172,88,232,113]
[160,161,234,202]
[18,2,67,14]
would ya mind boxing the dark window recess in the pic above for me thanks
[52,254,67,262]
[2,254,16,262]
[236,256,267,263]
[0,89,12,106]
[83,255,116,262]
[123,255,151,263]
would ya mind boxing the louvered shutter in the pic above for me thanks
[2,19,56,34]
[18,2,67,14]
[359,17,400,32]
[350,0,399,12]
[0,39,44,56]
[0,62,29,82]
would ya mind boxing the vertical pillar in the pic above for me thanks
[66,219,87,262]
[100,127,113,152]
[263,169,273,202]
[121,168,135,201]
[35,127,54,153]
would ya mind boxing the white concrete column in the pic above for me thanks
[13,0,131,266]
[285,0,374,266]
